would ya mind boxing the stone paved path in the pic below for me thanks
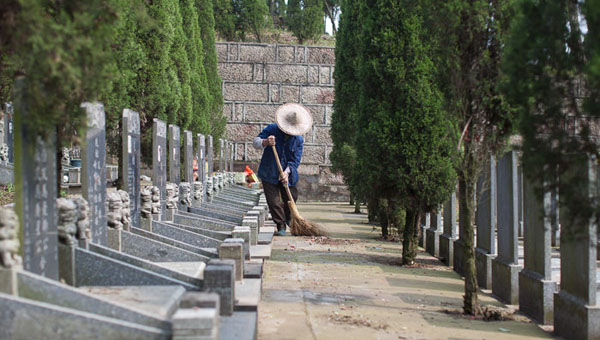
[258,203,555,340]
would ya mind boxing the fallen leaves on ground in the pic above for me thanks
[327,311,389,330]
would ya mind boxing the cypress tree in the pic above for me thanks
[287,0,324,43]
[355,0,456,258]
[197,0,226,137]
[213,0,237,41]
[428,0,516,314]
[240,0,270,42]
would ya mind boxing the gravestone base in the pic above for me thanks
[491,258,521,304]
[0,266,20,295]
[425,229,440,257]
[519,269,557,325]
[58,244,76,286]
[165,209,176,222]
[204,259,235,316]
[453,239,466,277]
[475,248,495,290]
[419,226,427,248]
[439,234,456,267]
[78,239,89,250]
[107,228,122,252]
[141,217,153,232]
[554,290,600,340]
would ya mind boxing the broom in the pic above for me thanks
[271,145,329,237]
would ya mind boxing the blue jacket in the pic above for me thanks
[257,123,303,186]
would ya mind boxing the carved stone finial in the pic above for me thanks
[166,183,179,209]
[0,207,21,268]
[106,192,123,230]
[193,181,203,205]
[57,198,78,245]
[151,186,160,214]
[61,147,71,167]
[141,186,152,218]
[206,177,213,197]
[118,190,131,230]
[179,182,192,207]
[71,196,89,242]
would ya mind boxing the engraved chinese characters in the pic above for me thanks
[122,109,141,228]
[81,102,107,246]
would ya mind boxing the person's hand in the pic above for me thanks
[262,135,276,147]
[279,171,289,185]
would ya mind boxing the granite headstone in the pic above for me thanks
[169,124,181,184]
[153,119,167,217]
[122,109,141,229]
[183,130,193,183]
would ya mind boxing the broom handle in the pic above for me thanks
[271,145,295,203]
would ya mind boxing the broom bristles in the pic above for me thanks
[287,201,329,236]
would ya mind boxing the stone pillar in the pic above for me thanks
[4,102,14,163]
[229,142,234,172]
[183,130,194,184]
[426,206,442,257]
[153,119,167,218]
[440,190,458,266]
[554,155,600,339]
[419,213,430,248]
[492,150,522,304]
[551,187,560,247]
[475,155,497,290]
[122,109,141,229]
[80,103,107,246]
[198,134,207,202]
[219,138,225,172]
[232,227,250,260]
[219,239,244,281]
[207,135,214,176]
[15,78,59,279]
[203,259,235,316]
[169,124,181,184]
[242,215,259,245]
[519,173,557,324]
[518,165,524,237]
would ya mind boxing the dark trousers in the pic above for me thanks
[263,181,298,230]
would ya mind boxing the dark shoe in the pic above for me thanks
[274,229,286,236]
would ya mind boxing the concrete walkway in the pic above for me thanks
[258,203,555,340]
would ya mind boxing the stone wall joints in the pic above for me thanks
[222,80,334,88]
[216,41,335,51]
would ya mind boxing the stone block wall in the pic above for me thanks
[217,42,348,201]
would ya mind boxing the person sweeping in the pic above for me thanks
[252,103,327,237]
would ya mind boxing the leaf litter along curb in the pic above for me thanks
[327,311,389,330]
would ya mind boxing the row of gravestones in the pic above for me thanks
[420,150,599,340]
[0,100,269,340]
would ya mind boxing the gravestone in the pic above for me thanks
[419,213,430,248]
[122,109,141,229]
[518,166,524,237]
[207,135,214,176]
[14,81,58,279]
[223,139,229,172]
[550,187,560,247]
[519,173,557,324]
[475,155,497,290]
[4,102,14,162]
[230,142,234,172]
[439,190,457,266]
[492,150,522,304]
[198,134,207,201]
[426,206,442,257]
[219,138,225,172]
[554,154,600,339]
[184,130,193,183]
[153,119,167,218]
[80,102,107,246]
[169,124,181,184]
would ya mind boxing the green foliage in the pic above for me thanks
[213,0,237,40]
[8,0,120,140]
[267,0,287,28]
[502,1,599,231]
[197,0,226,137]
[287,0,324,43]
[239,0,271,42]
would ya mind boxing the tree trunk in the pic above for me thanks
[354,199,361,214]
[349,192,354,206]
[459,164,480,315]
[367,196,379,223]
[402,209,419,265]
[379,198,389,238]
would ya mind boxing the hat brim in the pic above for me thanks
[275,103,313,136]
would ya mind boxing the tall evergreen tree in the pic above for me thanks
[355,0,457,260]
[212,0,237,40]
[197,0,226,137]
[240,0,270,42]
[287,0,324,43]
[428,0,516,314]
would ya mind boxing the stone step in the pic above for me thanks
[244,260,263,279]
[250,244,271,260]
[155,261,206,280]
[219,311,257,340]
[234,278,261,312]
[81,285,186,320]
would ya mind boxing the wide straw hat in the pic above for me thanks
[275,103,313,136]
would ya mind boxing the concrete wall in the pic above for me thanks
[217,42,348,201]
